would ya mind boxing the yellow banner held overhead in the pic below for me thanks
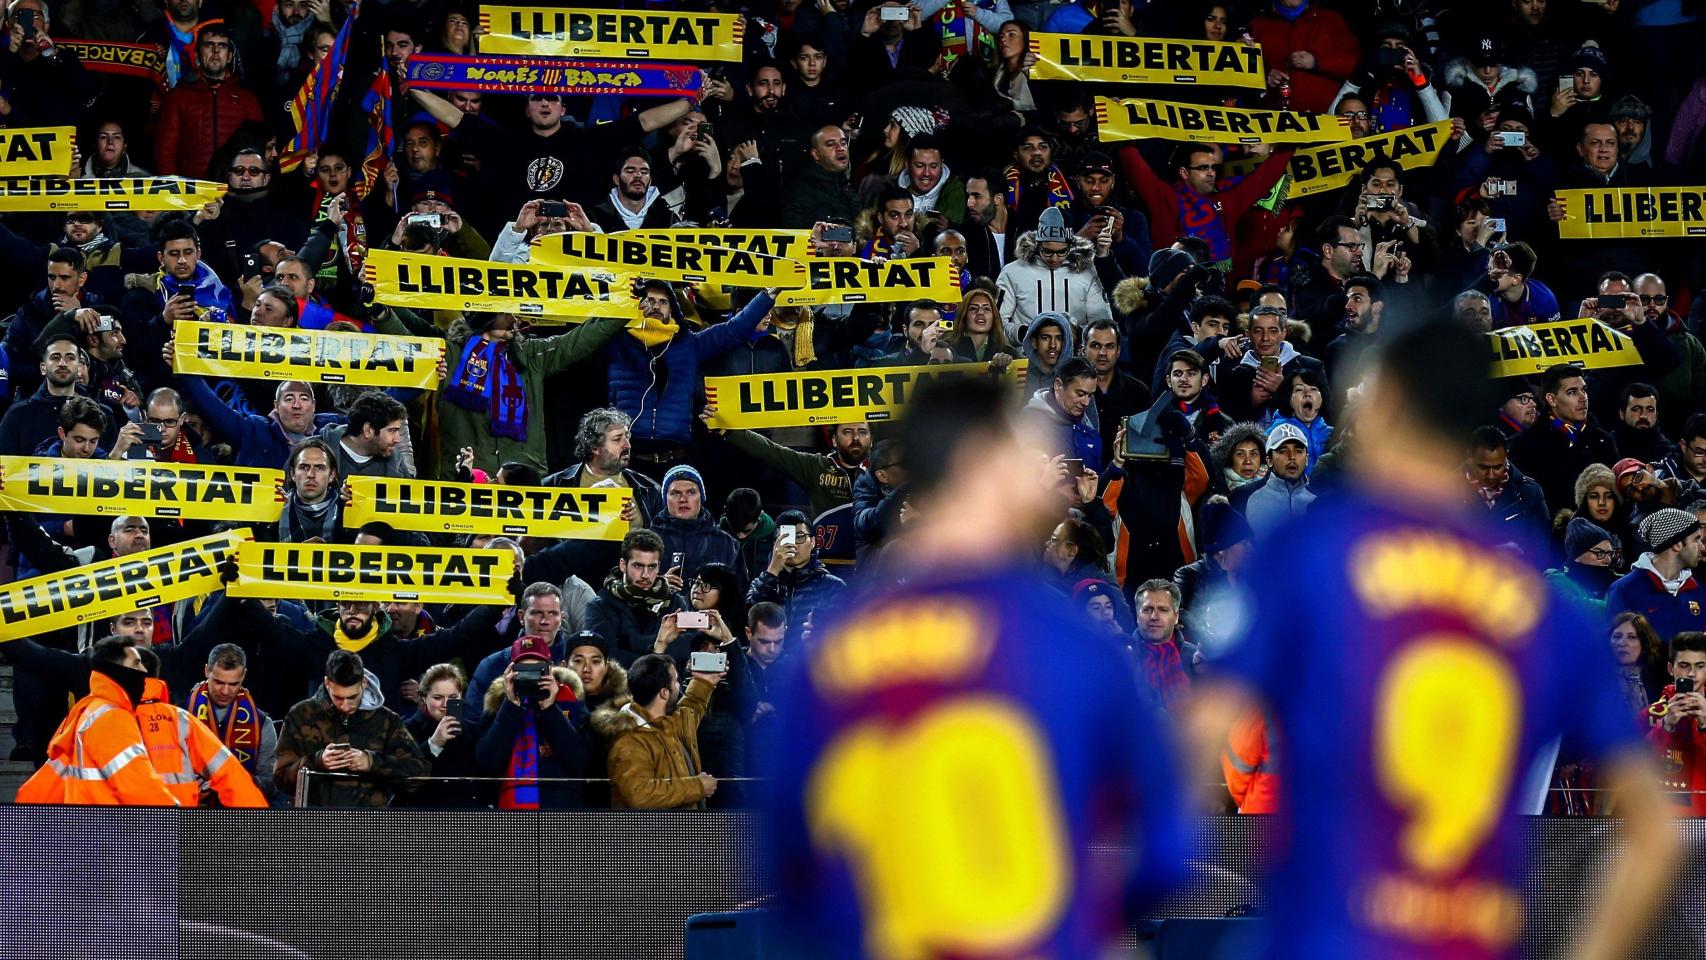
[1029,33,1263,89]
[0,529,249,643]
[0,458,284,523]
[704,360,1027,429]
[479,5,743,61]
[1278,119,1453,199]
[0,127,77,176]
[774,257,961,308]
[1554,186,1706,239]
[227,541,516,605]
[0,176,227,211]
[363,248,638,320]
[173,319,445,390]
[1487,318,1644,379]
[532,231,808,289]
[345,477,632,539]
[1094,96,1351,146]
[625,228,814,261]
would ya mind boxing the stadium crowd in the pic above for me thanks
[3,0,1706,814]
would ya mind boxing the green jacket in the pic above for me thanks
[724,430,860,517]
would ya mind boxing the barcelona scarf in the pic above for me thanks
[1004,164,1073,216]
[189,681,264,773]
[1139,639,1191,710]
[500,709,541,809]
[931,3,994,72]
[403,53,701,97]
[1179,397,1221,419]
[281,1,360,173]
[445,336,528,441]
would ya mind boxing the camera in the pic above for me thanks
[538,200,568,218]
[678,611,710,630]
[512,661,549,702]
[1367,195,1394,211]
[688,651,728,673]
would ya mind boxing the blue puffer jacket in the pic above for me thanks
[746,560,848,644]
[606,289,775,446]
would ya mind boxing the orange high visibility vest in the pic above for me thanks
[17,671,179,807]
[135,678,268,808]
[1222,708,1279,814]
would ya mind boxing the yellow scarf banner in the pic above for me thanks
[479,5,743,62]
[1094,96,1351,145]
[1487,318,1644,378]
[227,541,516,605]
[345,477,632,539]
[0,457,284,523]
[774,257,961,307]
[704,360,1027,429]
[1029,32,1264,89]
[0,176,227,211]
[532,231,808,288]
[363,248,638,320]
[1554,186,1706,239]
[624,228,814,260]
[0,127,76,176]
[172,319,445,390]
[0,529,249,643]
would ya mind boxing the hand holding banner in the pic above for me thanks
[345,477,632,539]
[363,248,639,319]
[1242,120,1454,200]
[704,360,1027,429]
[774,257,961,307]
[1094,96,1350,145]
[1028,32,1264,88]
[403,52,702,97]
[0,127,76,175]
[479,5,743,61]
[227,542,517,605]
[532,231,808,288]
[0,458,284,523]
[1553,186,1706,239]
[1487,318,1644,378]
[0,176,227,212]
[173,320,445,390]
[0,529,250,643]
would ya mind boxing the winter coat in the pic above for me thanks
[1213,343,1327,424]
[0,383,99,456]
[653,510,750,586]
[1249,3,1360,113]
[1655,315,1706,439]
[605,289,775,447]
[6,292,103,398]
[541,461,665,530]
[583,586,689,667]
[273,672,430,808]
[1463,464,1551,548]
[746,560,848,644]
[1441,60,1539,115]
[1508,419,1620,514]
[1646,684,1706,816]
[154,75,264,178]
[1023,387,1104,469]
[474,687,593,809]
[1173,554,1239,651]
[1607,558,1706,647]
[599,677,716,809]
[997,231,1111,339]
[402,708,489,808]
[781,163,859,229]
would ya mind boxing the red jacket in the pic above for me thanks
[1647,683,1706,815]
[1119,146,1293,263]
[155,76,263,178]
[1249,4,1361,114]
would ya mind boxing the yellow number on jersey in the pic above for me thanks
[805,697,1072,959]
[1373,636,1521,875]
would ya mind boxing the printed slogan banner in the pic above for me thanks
[1030,33,1263,88]
[704,360,1026,429]
[0,458,283,523]
[479,5,744,62]
[0,176,226,211]
[1094,96,1351,145]
[625,228,813,261]
[1487,318,1644,378]
[227,542,516,605]
[345,477,631,539]
[1554,186,1706,239]
[1273,120,1453,199]
[774,257,961,307]
[173,319,444,390]
[403,52,701,97]
[0,127,76,175]
[364,249,638,319]
[0,529,249,642]
[532,231,808,288]
[51,39,167,86]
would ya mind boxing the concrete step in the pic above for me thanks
[0,760,33,803]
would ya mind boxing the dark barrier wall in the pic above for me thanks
[0,810,1700,960]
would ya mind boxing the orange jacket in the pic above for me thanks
[1222,708,1279,814]
[17,671,179,807]
[136,678,268,808]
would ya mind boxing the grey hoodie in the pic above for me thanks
[1022,312,1099,430]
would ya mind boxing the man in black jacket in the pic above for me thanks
[1509,363,1620,513]
[781,125,856,229]
[583,529,689,667]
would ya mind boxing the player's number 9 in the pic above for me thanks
[806,697,1071,959]
[1373,637,1521,875]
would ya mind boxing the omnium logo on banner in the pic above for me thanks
[0,127,76,175]
[0,176,227,211]
[532,231,809,288]
[227,542,517,605]
[173,319,444,389]
[1028,33,1264,88]
[1554,187,1706,239]
[478,5,744,61]
[1487,318,1643,379]
[363,249,638,319]
[703,360,1027,429]
[0,457,284,523]
[1094,96,1351,145]
[774,257,961,307]
[344,477,632,539]
[0,529,250,642]
[624,228,814,261]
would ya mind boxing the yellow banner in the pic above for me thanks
[345,477,631,539]
[227,542,516,605]
[625,228,813,261]
[774,257,961,307]
[173,319,444,389]
[704,360,1026,429]
[1029,33,1263,89]
[1094,96,1350,145]
[1554,186,1706,239]
[363,248,638,319]
[0,127,76,175]
[0,458,283,523]
[1279,119,1453,199]
[0,529,249,642]
[1487,318,1644,378]
[532,231,808,288]
[0,176,227,211]
[479,5,743,61]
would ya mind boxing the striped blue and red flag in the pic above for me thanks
[280,1,360,173]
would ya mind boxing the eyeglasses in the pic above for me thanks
[1038,246,1070,259]
[229,166,266,176]
[1330,240,1366,251]
[1338,111,1371,120]
[145,416,179,427]
[1586,547,1616,560]
[317,162,349,174]
[1513,393,1536,404]
[1640,294,1670,305]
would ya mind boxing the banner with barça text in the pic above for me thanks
[402,52,702,97]
[51,39,167,86]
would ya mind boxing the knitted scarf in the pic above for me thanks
[1467,466,1510,507]
[499,709,542,809]
[159,263,232,320]
[604,571,676,615]
[165,20,198,88]
[1004,165,1073,215]
[271,8,313,74]
[188,682,264,773]
[767,312,818,368]
[445,336,527,441]
[279,492,342,543]
[1178,396,1221,418]
[1140,638,1191,709]
[1551,416,1584,445]
[331,618,380,652]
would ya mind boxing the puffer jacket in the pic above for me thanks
[746,560,848,643]
[154,75,264,178]
[272,670,430,808]
[599,676,716,809]
[605,288,775,447]
[652,510,750,585]
[997,231,1112,339]
[1023,386,1103,468]
[474,675,593,809]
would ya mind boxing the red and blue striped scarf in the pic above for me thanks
[1004,164,1074,215]
[1173,181,1232,262]
[445,336,527,440]
[499,709,540,809]
[1179,397,1221,418]
[1140,638,1191,710]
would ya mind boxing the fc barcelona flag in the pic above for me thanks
[356,65,394,201]
[280,0,361,173]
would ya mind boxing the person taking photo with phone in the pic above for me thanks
[1645,632,1706,815]
[747,511,847,646]
[600,651,726,809]
[475,635,592,810]
[402,663,487,808]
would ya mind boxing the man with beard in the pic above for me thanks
[746,510,847,646]
[544,408,664,526]
[1660,414,1706,488]
[0,209,130,305]
[273,650,430,808]
[0,0,97,126]
[1324,274,1384,396]
[584,529,690,667]
[154,24,263,177]
[1490,378,1539,440]
[1613,384,1675,464]
[589,149,678,233]
[720,61,810,182]
[1608,508,1706,642]
[1068,152,1149,278]
[0,330,105,455]
[1004,128,1074,237]
[1546,517,1622,615]
[5,250,99,400]
[249,0,315,101]
[1634,273,1706,438]
[1463,426,1550,547]
[197,148,309,288]
[710,415,870,566]
[1050,95,1100,176]
[782,125,857,228]
[1615,459,1703,534]
[603,651,725,809]
[960,169,1013,279]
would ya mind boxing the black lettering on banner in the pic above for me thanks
[0,531,245,640]
[228,542,515,604]
[344,477,630,539]
[707,360,1026,429]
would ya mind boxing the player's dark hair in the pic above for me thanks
[1372,322,1498,441]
